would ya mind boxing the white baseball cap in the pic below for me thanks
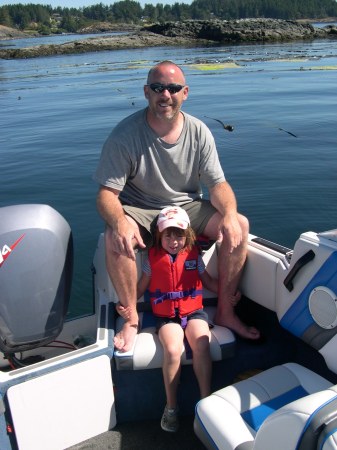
[157,206,190,232]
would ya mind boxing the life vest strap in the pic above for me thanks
[151,289,203,305]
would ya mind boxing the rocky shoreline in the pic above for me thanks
[1,19,336,60]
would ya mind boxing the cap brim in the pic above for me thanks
[158,219,188,232]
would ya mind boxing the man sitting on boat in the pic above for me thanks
[94,60,260,353]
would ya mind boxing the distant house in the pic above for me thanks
[52,14,62,24]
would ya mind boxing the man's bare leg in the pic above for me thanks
[205,214,260,339]
[215,227,260,339]
[105,227,139,352]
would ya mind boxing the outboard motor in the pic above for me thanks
[0,204,73,361]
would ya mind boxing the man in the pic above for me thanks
[94,60,260,352]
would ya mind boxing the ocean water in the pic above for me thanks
[1,36,336,317]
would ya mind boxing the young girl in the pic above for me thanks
[117,206,218,432]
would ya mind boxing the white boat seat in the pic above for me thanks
[92,234,236,370]
[114,304,235,370]
[194,363,337,450]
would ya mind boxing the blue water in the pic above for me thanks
[0,31,129,48]
[1,36,337,317]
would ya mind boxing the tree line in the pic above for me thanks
[1,0,337,34]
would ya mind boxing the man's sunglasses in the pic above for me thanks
[147,83,185,94]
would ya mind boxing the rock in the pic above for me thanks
[0,19,335,60]
[78,22,140,34]
[0,31,195,59]
[145,18,328,42]
[324,24,337,35]
[0,25,30,40]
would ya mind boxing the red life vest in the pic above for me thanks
[148,246,203,318]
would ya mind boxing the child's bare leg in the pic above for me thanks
[158,323,184,408]
[185,319,212,398]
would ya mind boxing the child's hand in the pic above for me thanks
[229,291,241,307]
[116,302,132,320]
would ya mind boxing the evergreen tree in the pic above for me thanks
[1,0,337,31]
[0,6,12,27]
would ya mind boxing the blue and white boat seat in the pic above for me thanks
[194,363,337,450]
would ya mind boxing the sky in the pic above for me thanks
[3,0,114,5]
[2,0,188,7]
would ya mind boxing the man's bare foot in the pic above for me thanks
[214,309,260,340]
[114,321,138,352]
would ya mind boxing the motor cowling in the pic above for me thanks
[0,204,73,354]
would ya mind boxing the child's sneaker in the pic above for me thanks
[161,405,179,432]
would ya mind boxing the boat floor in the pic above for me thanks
[68,298,337,449]
[68,416,204,449]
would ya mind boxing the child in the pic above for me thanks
[117,206,218,433]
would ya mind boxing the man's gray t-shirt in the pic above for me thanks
[94,108,225,209]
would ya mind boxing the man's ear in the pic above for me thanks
[183,85,189,100]
[144,86,149,99]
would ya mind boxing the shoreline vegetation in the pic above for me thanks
[1,18,337,60]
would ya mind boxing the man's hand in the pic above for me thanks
[97,186,146,260]
[209,182,243,253]
[218,212,243,254]
[111,216,146,260]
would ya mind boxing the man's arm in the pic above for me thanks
[96,185,126,228]
[96,186,145,260]
[209,181,243,253]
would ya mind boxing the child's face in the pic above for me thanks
[161,228,186,255]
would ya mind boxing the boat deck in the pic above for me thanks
[68,297,337,449]
[68,416,204,449]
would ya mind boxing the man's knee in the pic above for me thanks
[238,214,249,236]
[104,225,114,252]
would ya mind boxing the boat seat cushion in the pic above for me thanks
[194,363,337,450]
[114,306,235,370]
